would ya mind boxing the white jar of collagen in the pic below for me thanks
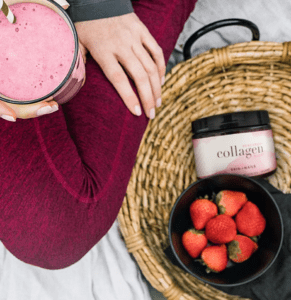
[192,110,277,179]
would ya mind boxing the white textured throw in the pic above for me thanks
[167,0,291,71]
[0,221,151,300]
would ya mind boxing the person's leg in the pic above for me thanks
[0,0,197,269]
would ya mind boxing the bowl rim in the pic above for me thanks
[168,174,284,287]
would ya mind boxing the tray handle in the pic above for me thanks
[183,18,260,61]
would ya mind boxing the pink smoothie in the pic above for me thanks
[0,2,75,101]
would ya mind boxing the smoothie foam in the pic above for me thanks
[0,2,75,101]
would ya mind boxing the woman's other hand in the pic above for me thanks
[75,13,166,119]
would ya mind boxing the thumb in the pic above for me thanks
[79,42,87,64]
[53,0,70,9]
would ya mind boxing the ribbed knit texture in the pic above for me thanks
[0,0,197,269]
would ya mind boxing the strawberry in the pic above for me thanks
[181,229,208,258]
[190,199,218,230]
[201,244,228,273]
[216,190,248,216]
[205,214,237,244]
[228,234,258,263]
[235,201,266,237]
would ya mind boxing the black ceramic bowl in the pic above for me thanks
[168,174,283,287]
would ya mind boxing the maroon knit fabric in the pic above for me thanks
[0,0,197,269]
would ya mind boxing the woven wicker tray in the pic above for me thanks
[118,39,291,300]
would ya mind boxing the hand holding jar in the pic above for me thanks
[0,0,85,121]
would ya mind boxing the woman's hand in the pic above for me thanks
[75,13,166,119]
[0,98,59,122]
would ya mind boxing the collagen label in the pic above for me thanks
[193,130,277,178]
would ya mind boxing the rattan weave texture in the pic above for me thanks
[118,41,291,300]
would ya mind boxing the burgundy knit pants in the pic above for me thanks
[0,0,197,269]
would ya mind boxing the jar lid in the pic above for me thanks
[192,110,270,135]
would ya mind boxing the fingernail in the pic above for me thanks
[161,76,165,85]
[51,105,59,113]
[135,105,142,116]
[56,0,70,8]
[156,98,162,108]
[149,108,155,119]
[37,105,58,116]
[1,115,16,122]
